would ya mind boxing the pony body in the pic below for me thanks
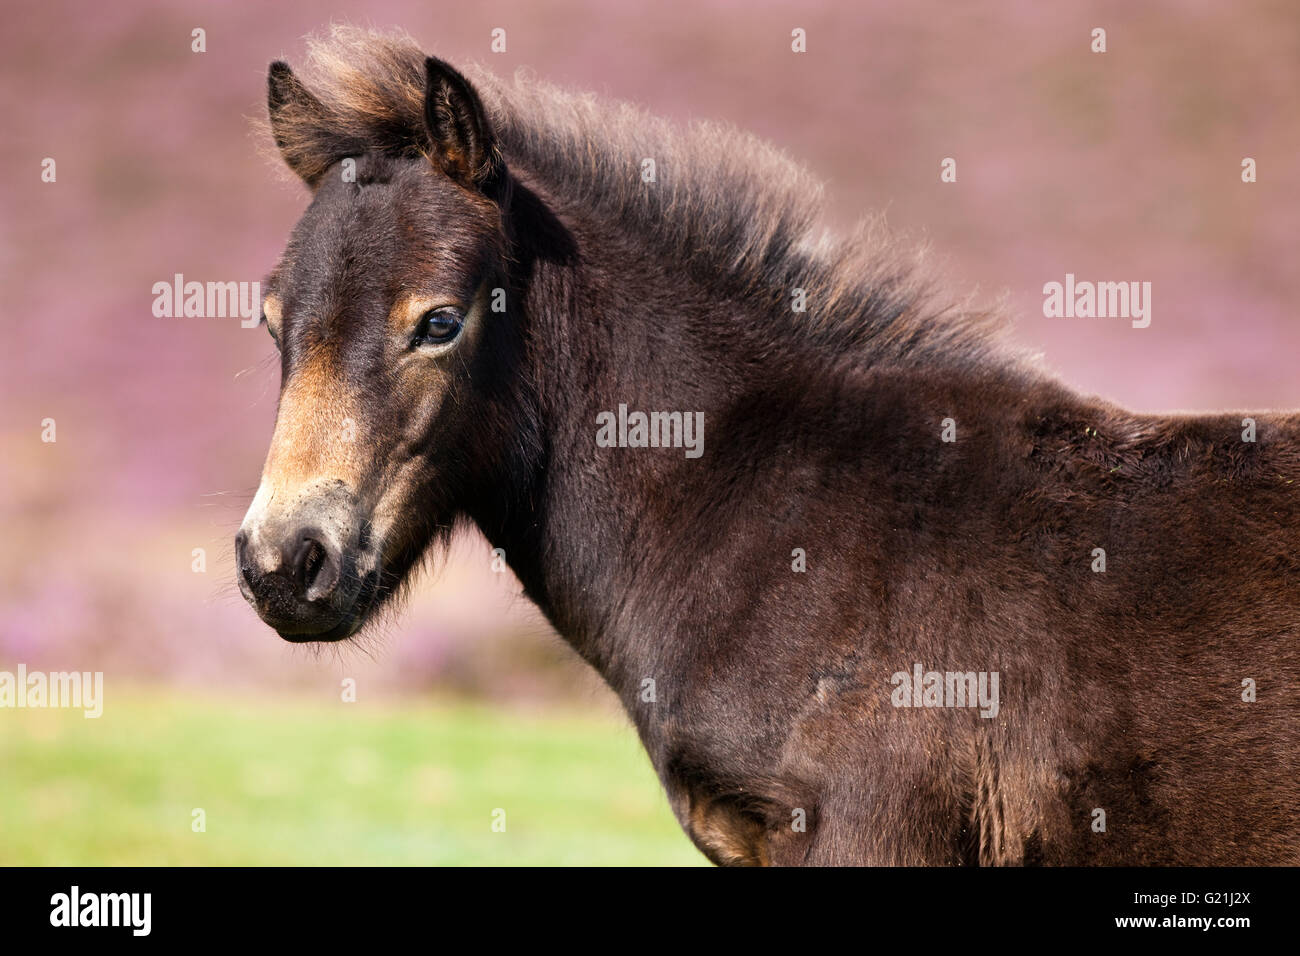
[238,28,1300,865]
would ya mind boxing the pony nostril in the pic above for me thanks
[301,541,325,587]
[234,530,256,585]
[292,532,340,603]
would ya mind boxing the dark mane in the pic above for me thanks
[263,26,1019,371]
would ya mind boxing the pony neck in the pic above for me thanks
[467,176,724,695]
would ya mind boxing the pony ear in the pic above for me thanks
[267,61,334,187]
[422,57,504,197]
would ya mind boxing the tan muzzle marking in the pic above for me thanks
[258,350,365,500]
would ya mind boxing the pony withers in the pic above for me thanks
[236,28,1300,865]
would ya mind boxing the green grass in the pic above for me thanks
[0,689,705,866]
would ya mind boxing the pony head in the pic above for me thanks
[237,40,517,642]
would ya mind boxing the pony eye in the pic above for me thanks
[261,295,283,346]
[413,307,464,348]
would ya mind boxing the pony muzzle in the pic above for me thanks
[236,481,372,641]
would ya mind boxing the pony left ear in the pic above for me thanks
[422,57,504,197]
[267,61,337,188]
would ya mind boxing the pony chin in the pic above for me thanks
[325,516,459,643]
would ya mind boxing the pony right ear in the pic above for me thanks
[422,57,506,199]
[267,61,335,188]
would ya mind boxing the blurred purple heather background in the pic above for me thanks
[1,0,1297,699]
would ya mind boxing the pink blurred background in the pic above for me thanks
[2,0,1297,697]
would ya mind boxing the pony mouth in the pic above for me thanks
[274,570,381,644]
